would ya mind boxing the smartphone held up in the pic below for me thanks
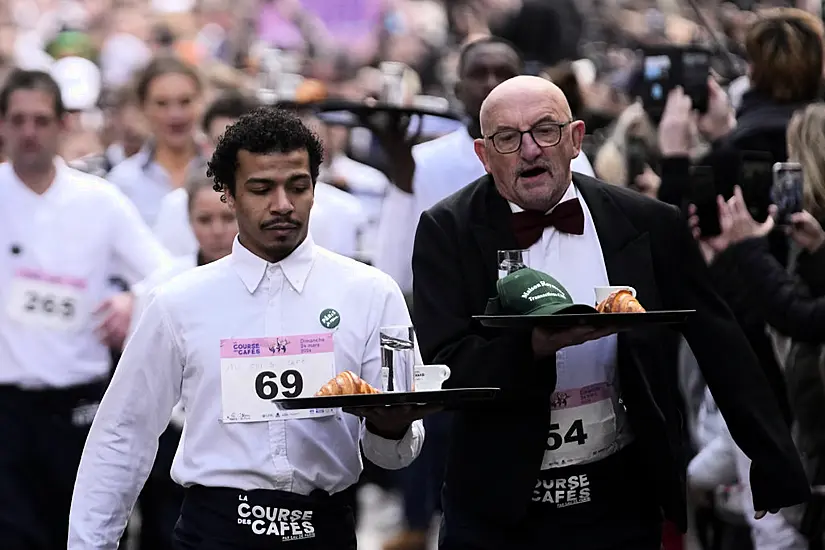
[771,162,804,226]
[689,165,722,237]
[636,45,711,123]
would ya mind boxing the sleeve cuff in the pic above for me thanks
[714,237,769,268]
[798,245,825,297]
[361,419,424,470]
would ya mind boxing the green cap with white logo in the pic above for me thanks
[485,268,598,316]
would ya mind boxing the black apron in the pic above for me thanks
[525,444,662,549]
[173,485,357,550]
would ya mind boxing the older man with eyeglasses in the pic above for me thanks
[410,75,809,550]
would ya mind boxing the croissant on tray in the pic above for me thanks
[315,370,381,396]
[596,290,646,313]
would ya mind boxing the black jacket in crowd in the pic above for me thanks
[656,91,820,425]
[710,236,825,343]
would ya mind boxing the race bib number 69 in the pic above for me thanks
[220,334,336,422]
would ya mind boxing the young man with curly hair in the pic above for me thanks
[68,107,428,550]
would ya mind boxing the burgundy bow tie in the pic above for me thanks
[511,199,585,249]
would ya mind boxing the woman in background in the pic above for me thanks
[127,165,238,550]
[106,55,205,226]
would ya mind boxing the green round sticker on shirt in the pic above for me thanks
[320,308,341,329]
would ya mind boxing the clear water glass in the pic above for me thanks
[498,249,530,280]
[380,325,415,392]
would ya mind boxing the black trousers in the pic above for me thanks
[136,425,185,550]
[398,411,452,530]
[0,381,104,550]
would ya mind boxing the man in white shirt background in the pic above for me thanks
[375,36,596,550]
[0,69,170,550]
[69,106,431,550]
[373,36,595,300]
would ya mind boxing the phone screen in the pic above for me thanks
[771,163,804,225]
[642,54,671,109]
[682,51,710,113]
[740,157,774,222]
[689,165,721,237]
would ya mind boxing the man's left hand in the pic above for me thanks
[95,292,134,350]
[344,404,442,439]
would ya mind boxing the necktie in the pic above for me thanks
[511,199,585,249]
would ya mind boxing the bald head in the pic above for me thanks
[473,74,585,213]
[479,76,571,136]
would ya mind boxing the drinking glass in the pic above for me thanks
[498,250,530,280]
[380,325,416,392]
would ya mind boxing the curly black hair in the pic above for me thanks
[208,106,324,197]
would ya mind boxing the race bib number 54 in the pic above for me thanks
[6,269,86,331]
[220,333,336,423]
[540,383,618,470]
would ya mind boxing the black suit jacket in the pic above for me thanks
[411,173,809,540]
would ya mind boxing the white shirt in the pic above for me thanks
[374,127,595,293]
[69,236,424,549]
[152,187,195,258]
[152,182,369,260]
[0,160,170,388]
[324,154,388,219]
[323,155,390,260]
[130,255,198,428]
[512,183,632,465]
[106,145,203,226]
[311,182,369,259]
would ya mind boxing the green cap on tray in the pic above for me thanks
[485,268,598,316]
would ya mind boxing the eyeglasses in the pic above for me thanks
[484,121,574,155]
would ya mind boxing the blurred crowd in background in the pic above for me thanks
[3,0,825,549]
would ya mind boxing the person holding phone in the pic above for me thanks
[689,103,825,549]
[690,103,825,341]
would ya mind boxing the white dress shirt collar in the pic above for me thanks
[4,157,69,201]
[231,234,317,294]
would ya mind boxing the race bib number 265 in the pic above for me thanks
[220,333,336,423]
[6,270,86,331]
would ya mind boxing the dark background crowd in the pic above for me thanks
[2,0,825,549]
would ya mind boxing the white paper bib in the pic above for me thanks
[220,333,337,423]
[540,383,620,470]
[6,269,87,331]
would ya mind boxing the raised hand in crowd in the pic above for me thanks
[687,186,776,263]
[657,87,697,158]
[658,78,735,158]
[359,110,417,193]
[697,77,736,143]
[787,210,825,253]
